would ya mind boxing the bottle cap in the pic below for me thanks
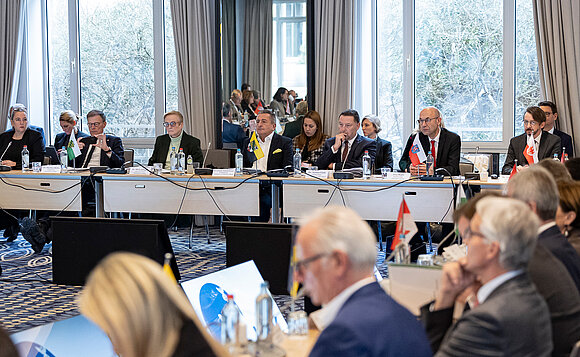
[227,294,234,300]
[23,145,27,148]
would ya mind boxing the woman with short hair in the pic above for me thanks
[361,115,393,172]
[54,110,89,156]
[0,104,45,169]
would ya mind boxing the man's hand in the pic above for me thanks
[332,133,347,152]
[410,163,427,176]
[77,137,85,150]
[516,165,529,173]
[1,160,16,167]
[434,261,476,310]
[94,134,111,153]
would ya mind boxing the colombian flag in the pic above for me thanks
[247,131,264,162]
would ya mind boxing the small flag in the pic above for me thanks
[409,134,427,166]
[391,198,418,250]
[456,183,467,209]
[247,131,264,162]
[254,101,264,115]
[523,134,538,164]
[509,159,518,180]
[163,253,177,283]
[289,245,299,298]
[561,147,566,163]
[67,130,82,160]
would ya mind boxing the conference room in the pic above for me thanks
[1,0,580,356]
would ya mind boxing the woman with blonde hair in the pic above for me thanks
[54,110,89,152]
[79,252,227,357]
[292,110,328,166]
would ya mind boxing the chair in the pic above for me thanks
[124,148,134,167]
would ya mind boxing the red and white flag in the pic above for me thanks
[391,198,418,250]
[409,134,427,166]
[509,161,518,180]
[523,134,538,164]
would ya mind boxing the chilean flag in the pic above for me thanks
[523,134,538,164]
[409,134,427,166]
[391,198,418,250]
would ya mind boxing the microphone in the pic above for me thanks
[201,142,212,168]
[0,141,12,161]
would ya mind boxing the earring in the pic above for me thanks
[565,225,570,237]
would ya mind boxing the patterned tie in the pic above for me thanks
[431,140,437,169]
[341,140,349,164]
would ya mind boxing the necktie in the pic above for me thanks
[341,140,349,164]
[430,140,437,168]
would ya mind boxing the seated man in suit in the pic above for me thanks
[539,100,574,158]
[295,206,431,357]
[242,109,292,222]
[221,102,246,149]
[315,109,377,170]
[76,110,124,168]
[149,110,203,168]
[421,196,552,356]
[507,165,580,292]
[399,107,461,176]
[502,106,561,174]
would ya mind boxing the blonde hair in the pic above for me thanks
[59,110,79,125]
[164,110,184,123]
[78,252,225,357]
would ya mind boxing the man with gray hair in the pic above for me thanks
[507,165,580,291]
[421,197,552,356]
[294,206,431,356]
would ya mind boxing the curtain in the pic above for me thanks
[314,0,355,136]
[170,0,216,148]
[533,0,580,155]
[222,0,237,100]
[0,0,22,131]
[242,0,272,102]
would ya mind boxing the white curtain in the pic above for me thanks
[242,0,272,101]
[533,0,580,154]
[170,0,216,148]
[0,0,22,130]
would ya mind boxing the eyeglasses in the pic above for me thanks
[522,120,538,127]
[87,122,104,127]
[417,117,437,125]
[462,226,487,242]
[163,121,181,127]
[12,118,28,122]
[294,253,328,272]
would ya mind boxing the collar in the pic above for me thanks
[547,127,554,134]
[477,270,523,304]
[538,221,557,234]
[429,128,441,143]
[169,130,184,141]
[534,130,543,144]
[309,277,374,331]
[346,133,358,147]
[258,131,275,144]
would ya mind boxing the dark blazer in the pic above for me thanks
[75,134,125,168]
[241,132,292,171]
[529,244,580,357]
[54,130,89,151]
[240,101,257,120]
[375,137,393,172]
[310,282,431,357]
[538,225,580,292]
[554,128,574,158]
[501,131,561,174]
[0,129,45,169]
[148,132,203,168]
[399,128,461,175]
[421,273,552,356]
[315,134,377,170]
[222,120,246,149]
[6,124,46,146]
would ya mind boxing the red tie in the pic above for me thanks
[341,141,349,163]
[431,140,437,168]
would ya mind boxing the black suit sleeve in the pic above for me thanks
[281,136,293,168]
[502,138,518,175]
[420,303,454,354]
[315,138,338,170]
[399,134,415,172]
[441,133,461,176]
[185,136,204,164]
[106,136,125,168]
[28,131,46,163]
[343,138,377,170]
[148,136,164,166]
[375,139,393,171]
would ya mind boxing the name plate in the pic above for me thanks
[212,168,236,177]
[128,166,152,175]
[41,165,62,173]
[495,175,510,183]
[306,170,330,179]
[386,172,411,180]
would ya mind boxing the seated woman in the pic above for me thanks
[557,180,580,256]
[240,89,257,120]
[292,110,328,166]
[0,104,45,169]
[54,110,89,157]
[269,87,291,116]
[79,252,226,357]
[148,110,204,169]
[361,115,393,172]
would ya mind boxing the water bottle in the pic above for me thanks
[564,153,569,161]
[362,150,371,179]
[255,281,273,342]
[21,145,29,171]
[170,147,177,174]
[235,149,243,176]
[186,155,193,174]
[553,153,559,161]
[221,294,240,349]
[177,148,185,174]
[426,150,434,176]
[293,148,302,176]
[60,146,68,172]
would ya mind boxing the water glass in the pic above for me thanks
[153,163,163,175]
[32,162,41,173]
[287,310,308,335]
[380,167,392,179]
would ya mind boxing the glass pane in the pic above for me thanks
[79,0,155,138]
[47,0,70,144]
[376,0,404,165]
[165,0,178,111]
[515,0,540,135]
[415,0,504,142]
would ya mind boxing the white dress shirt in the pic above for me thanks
[429,129,441,158]
[477,270,524,304]
[256,131,274,172]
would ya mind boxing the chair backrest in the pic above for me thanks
[124,148,134,167]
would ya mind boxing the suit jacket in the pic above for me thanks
[315,134,377,170]
[538,225,580,292]
[54,130,90,166]
[75,134,125,168]
[309,282,431,357]
[421,273,552,356]
[241,132,292,171]
[399,128,461,176]
[554,128,573,158]
[375,137,393,171]
[148,132,203,168]
[501,131,561,174]
[222,120,246,149]
[6,124,46,146]
[269,99,288,116]
[528,244,580,357]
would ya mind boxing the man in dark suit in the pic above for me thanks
[507,165,580,292]
[148,110,203,168]
[399,107,461,176]
[315,109,376,170]
[539,100,574,158]
[221,103,246,149]
[76,110,124,168]
[295,207,431,357]
[241,109,292,222]
[502,106,561,174]
[421,196,552,356]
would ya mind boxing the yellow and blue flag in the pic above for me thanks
[247,131,264,162]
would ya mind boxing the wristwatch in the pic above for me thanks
[103,148,112,154]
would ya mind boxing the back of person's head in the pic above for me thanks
[0,324,18,357]
[538,100,557,114]
[536,158,572,183]
[339,109,360,123]
[59,110,79,125]
[557,180,580,230]
[79,252,220,357]
[241,83,251,91]
[507,165,559,221]
[242,89,253,103]
[252,90,261,100]
[565,158,580,180]
[273,87,288,102]
[524,106,547,124]
[87,109,106,122]
[453,191,501,223]
[222,102,231,118]
[295,101,308,117]
[230,89,241,100]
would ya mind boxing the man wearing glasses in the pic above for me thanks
[294,206,431,357]
[539,100,573,158]
[501,106,560,174]
[148,110,203,168]
[77,110,125,168]
[399,107,461,176]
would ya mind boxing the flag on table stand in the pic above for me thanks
[509,159,518,180]
[523,134,538,164]
[391,198,418,251]
[456,183,467,209]
[409,134,427,166]
[561,147,567,163]
[67,130,82,160]
[254,101,264,115]
[163,253,177,284]
[246,131,264,163]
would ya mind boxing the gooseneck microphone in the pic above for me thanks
[201,142,212,168]
[0,141,13,161]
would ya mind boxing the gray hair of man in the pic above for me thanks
[299,206,377,272]
[476,196,539,270]
[506,165,559,221]
[258,108,277,125]
[363,115,382,133]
